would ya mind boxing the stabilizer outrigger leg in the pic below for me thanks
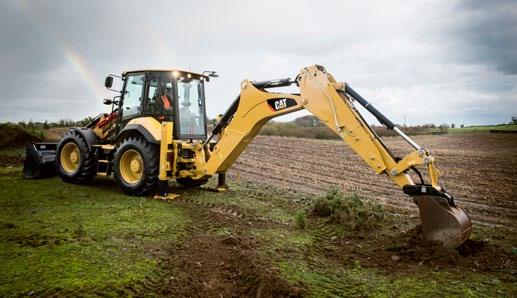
[216,173,228,192]
[154,180,180,201]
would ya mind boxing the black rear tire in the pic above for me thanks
[113,136,159,196]
[56,130,96,184]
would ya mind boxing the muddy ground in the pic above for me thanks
[1,133,516,296]
[149,185,517,297]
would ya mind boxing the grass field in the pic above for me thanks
[0,161,515,297]
[448,124,517,133]
[0,167,189,295]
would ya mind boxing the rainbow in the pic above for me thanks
[62,46,105,100]
[8,0,106,100]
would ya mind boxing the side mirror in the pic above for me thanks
[103,98,113,105]
[104,76,113,88]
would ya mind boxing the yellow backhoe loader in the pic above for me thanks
[23,65,471,247]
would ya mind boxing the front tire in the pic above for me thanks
[113,136,159,196]
[56,130,96,183]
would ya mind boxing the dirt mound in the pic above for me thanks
[315,222,515,279]
[0,124,41,149]
[151,198,304,297]
[44,127,68,141]
[378,226,515,272]
[0,154,23,167]
[159,233,304,297]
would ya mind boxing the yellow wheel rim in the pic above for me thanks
[60,142,80,173]
[119,149,143,184]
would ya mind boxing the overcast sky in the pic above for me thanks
[1,0,516,125]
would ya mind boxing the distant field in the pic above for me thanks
[2,120,516,147]
[448,124,517,133]
[260,120,517,139]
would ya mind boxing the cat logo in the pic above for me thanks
[267,98,297,112]
[274,99,287,110]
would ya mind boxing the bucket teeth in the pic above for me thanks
[413,195,472,248]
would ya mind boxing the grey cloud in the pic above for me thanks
[0,2,63,99]
[0,0,515,125]
[452,0,517,74]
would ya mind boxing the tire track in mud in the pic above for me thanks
[133,197,303,298]
[228,134,517,229]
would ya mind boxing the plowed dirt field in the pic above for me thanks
[229,133,517,229]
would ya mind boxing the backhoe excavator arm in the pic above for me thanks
[205,65,471,247]
[207,65,430,188]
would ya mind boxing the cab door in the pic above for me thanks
[143,72,174,121]
[174,76,207,140]
[120,73,145,121]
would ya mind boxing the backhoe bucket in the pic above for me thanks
[413,195,472,248]
[23,143,58,179]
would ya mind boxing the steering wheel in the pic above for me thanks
[147,96,162,114]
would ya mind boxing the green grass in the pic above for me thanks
[312,187,385,230]
[0,167,189,296]
[0,148,24,156]
[174,181,300,223]
[270,216,515,297]
[277,259,514,297]
[0,166,515,296]
[448,124,517,133]
[252,228,314,252]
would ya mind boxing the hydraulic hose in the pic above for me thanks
[344,85,421,150]
[344,85,395,129]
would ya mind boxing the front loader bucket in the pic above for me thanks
[23,143,58,179]
[413,195,472,248]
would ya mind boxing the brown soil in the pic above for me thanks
[0,154,23,167]
[159,233,303,298]
[44,127,68,141]
[229,134,517,229]
[0,124,41,149]
[322,225,516,274]
[147,184,515,296]
[155,199,305,298]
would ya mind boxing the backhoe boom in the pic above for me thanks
[205,65,471,247]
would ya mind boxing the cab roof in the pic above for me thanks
[122,68,207,78]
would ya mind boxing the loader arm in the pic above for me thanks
[205,65,471,247]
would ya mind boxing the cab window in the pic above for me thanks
[122,73,145,119]
[145,72,174,118]
[177,77,206,138]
